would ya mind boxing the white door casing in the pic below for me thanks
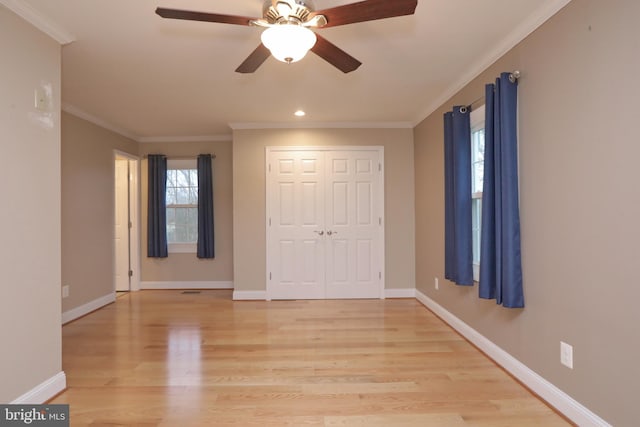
[266,147,384,300]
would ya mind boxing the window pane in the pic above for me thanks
[187,207,198,225]
[168,208,195,243]
[477,131,485,159]
[472,129,485,194]
[186,208,197,242]
[166,207,176,223]
[175,207,188,223]
[166,167,198,244]
[174,225,188,243]
[175,186,188,205]
[472,198,482,264]
[189,187,198,204]
[470,112,485,278]
[176,170,189,187]
[166,208,176,243]
[175,207,188,242]
[187,225,197,243]
[190,170,198,203]
[473,162,484,194]
[166,188,177,205]
[167,170,177,187]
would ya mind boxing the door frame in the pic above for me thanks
[113,150,141,293]
[265,146,385,300]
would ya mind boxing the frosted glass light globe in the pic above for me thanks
[261,25,317,64]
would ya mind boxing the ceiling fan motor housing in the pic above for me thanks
[263,0,315,24]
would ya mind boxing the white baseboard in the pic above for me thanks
[234,288,417,300]
[140,281,233,290]
[233,290,268,300]
[11,372,66,404]
[415,290,611,427]
[385,288,416,298]
[62,293,115,324]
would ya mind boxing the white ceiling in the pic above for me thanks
[9,0,570,140]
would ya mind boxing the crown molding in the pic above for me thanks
[412,0,573,127]
[0,0,75,44]
[63,104,232,143]
[229,121,414,130]
[138,135,233,143]
[62,103,139,141]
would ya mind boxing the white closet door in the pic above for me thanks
[267,151,326,299]
[325,150,382,299]
[267,147,384,300]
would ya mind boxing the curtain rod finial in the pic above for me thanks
[509,70,521,83]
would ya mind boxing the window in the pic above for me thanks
[470,105,485,281]
[166,159,198,253]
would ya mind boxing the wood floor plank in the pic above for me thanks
[50,290,572,426]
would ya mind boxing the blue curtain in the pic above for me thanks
[147,154,168,258]
[444,106,473,286]
[479,73,524,308]
[197,154,215,259]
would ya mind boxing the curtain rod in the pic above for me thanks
[462,70,521,112]
[142,154,216,159]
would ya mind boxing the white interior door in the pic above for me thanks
[325,151,382,298]
[268,151,326,299]
[114,157,130,291]
[267,147,384,300]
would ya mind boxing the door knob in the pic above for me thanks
[314,230,324,236]
[327,231,338,236]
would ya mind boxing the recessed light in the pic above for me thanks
[294,110,306,117]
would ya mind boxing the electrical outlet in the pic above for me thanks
[434,277,439,290]
[62,285,70,299]
[560,341,573,369]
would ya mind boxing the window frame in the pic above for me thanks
[470,105,485,282]
[166,159,198,254]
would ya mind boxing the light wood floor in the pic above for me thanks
[52,290,571,426]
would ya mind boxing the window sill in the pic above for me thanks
[168,243,197,254]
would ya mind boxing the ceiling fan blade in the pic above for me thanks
[155,7,256,26]
[311,34,362,73]
[311,0,417,28]
[235,44,271,73]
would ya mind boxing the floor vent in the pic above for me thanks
[181,290,201,294]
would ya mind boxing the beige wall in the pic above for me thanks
[0,7,62,402]
[414,0,640,425]
[139,141,233,283]
[61,112,138,311]
[233,128,415,293]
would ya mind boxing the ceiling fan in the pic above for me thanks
[156,0,418,73]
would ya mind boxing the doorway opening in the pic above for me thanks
[114,151,140,293]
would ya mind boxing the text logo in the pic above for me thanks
[0,405,69,426]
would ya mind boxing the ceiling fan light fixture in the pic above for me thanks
[261,24,317,64]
